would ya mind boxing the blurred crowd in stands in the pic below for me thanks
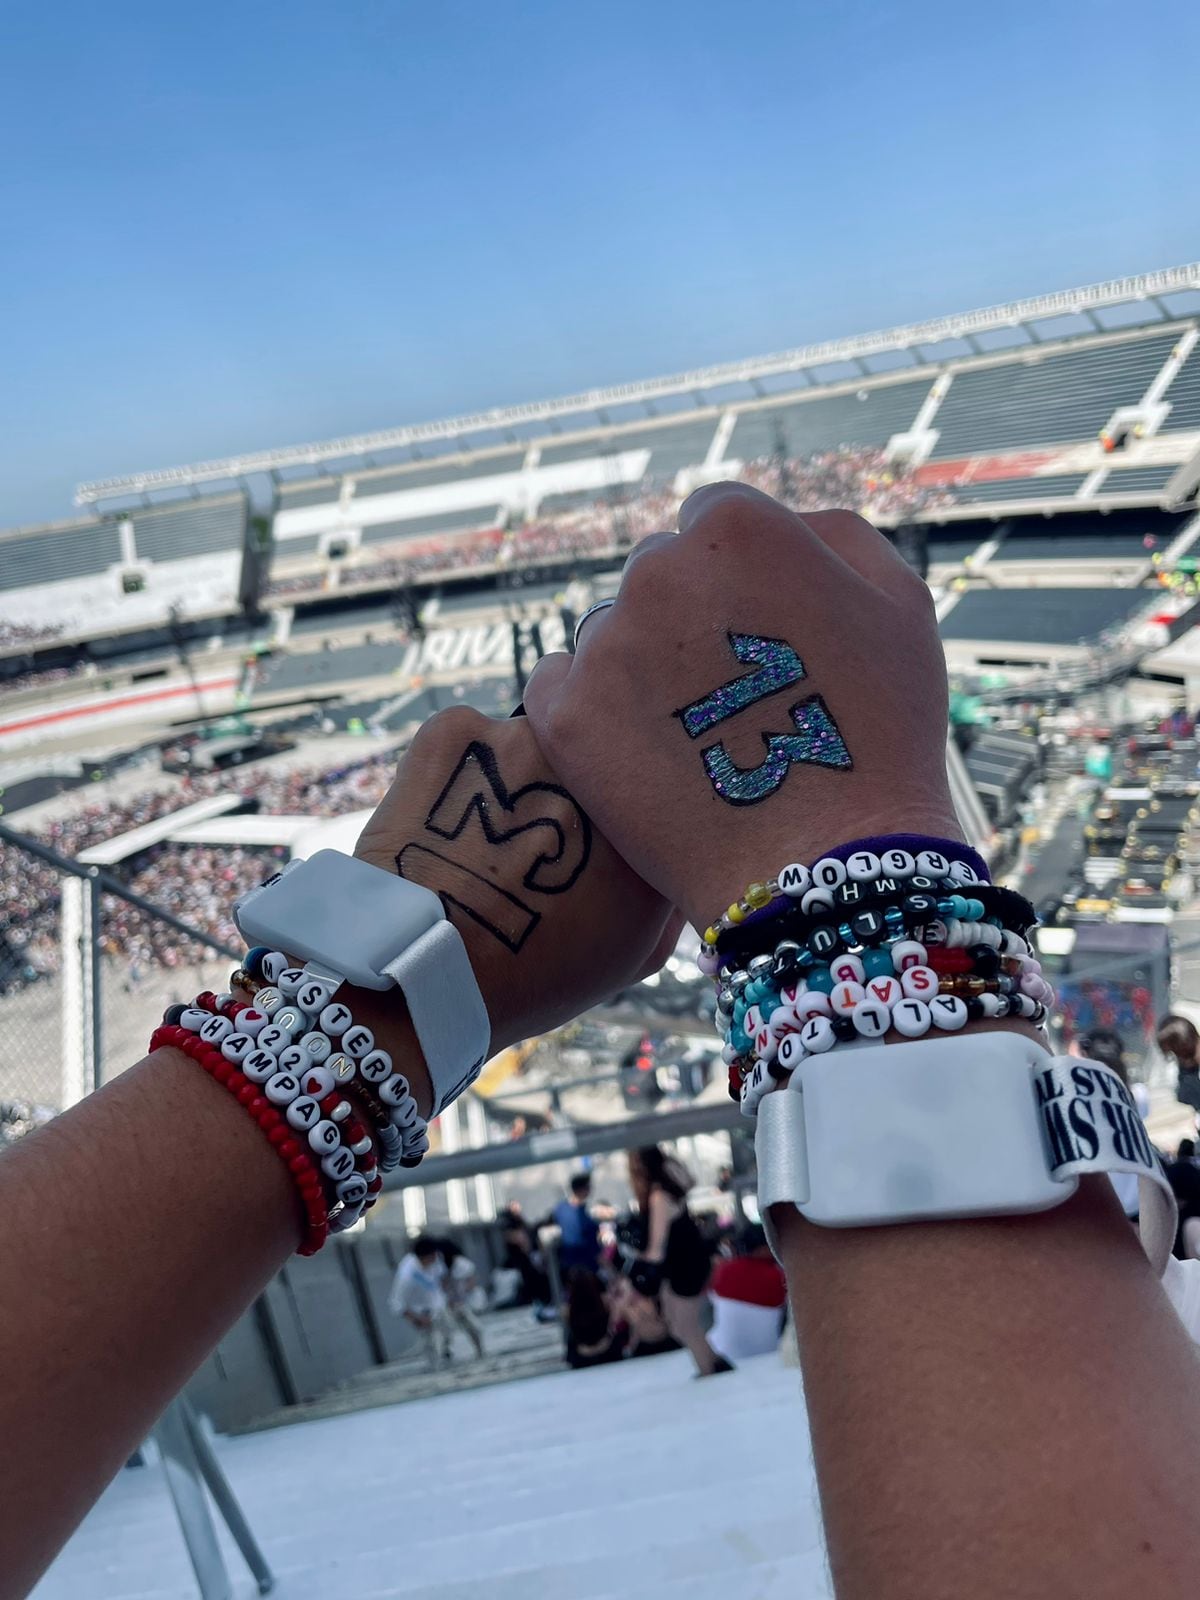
[0,753,397,991]
[3,447,945,684]
[262,447,952,601]
[0,620,64,649]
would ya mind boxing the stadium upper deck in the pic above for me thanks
[4,265,1199,651]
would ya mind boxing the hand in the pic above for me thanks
[354,706,679,1064]
[524,482,959,931]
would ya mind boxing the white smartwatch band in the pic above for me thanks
[756,1031,1176,1276]
[234,850,491,1116]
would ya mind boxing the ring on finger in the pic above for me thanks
[572,598,616,651]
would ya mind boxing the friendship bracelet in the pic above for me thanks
[736,977,1052,1117]
[239,946,429,1160]
[711,903,1034,1003]
[159,939,433,1234]
[149,1024,331,1255]
[706,876,1036,973]
[725,959,1052,1071]
[700,840,991,955]
[165,1005,380,1230]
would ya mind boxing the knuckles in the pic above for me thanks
[407,702,493,755]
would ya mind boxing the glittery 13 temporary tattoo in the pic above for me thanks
[701,694,851,805]
[674,631,852,805]
[675,633,806,739]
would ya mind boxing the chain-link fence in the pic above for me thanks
[0,821,236,1130]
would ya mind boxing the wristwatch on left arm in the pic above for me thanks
[233,849,491,1115]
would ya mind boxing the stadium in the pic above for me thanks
[9,262,1200,1599]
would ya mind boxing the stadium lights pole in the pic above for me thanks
[167,602,209,727]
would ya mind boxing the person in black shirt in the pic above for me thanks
[563,1268,627,1368]
[1165,1137,1200,1258]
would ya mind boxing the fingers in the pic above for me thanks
[618,530,676,588]
[678,479,790,534]
[522,649,573,733]
[636,910,687,982]
[802,507,922,592]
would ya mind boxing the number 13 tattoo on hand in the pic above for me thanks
[674,632,852,806]
[397,741,592,953]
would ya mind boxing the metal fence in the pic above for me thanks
[0,820,237,1121]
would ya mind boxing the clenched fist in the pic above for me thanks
[525,482,960,932]
[354,705,679,1056]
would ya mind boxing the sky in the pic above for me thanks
[1,0,1197,528]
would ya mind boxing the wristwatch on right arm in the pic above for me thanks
[755,1029,1176,1275]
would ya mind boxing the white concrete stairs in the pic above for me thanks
[33,1350,831,1600]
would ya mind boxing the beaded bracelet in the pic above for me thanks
[225,946,430,1164]
[734,976,1054,1118]
[150,1024,331,1254]
[165,957,427,1217]
[712,902,1035,1008]
[707,879,1037,974]
[165,1005,380,1231]
[725,943,1055,1070]
[700,843,990,954]
[252,957,430,1162]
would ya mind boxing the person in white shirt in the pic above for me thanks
[388,1236,451,1369]
[437,1238,485,1359]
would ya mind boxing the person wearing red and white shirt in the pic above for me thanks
[708,1226,787,1363]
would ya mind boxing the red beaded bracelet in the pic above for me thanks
[150,1024,331,1255]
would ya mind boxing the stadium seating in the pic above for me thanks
[727,377,932,461]
[0,519,122,590]
[536,420,717,478]
[343,452,527,498]
[6,277,1197,659]
[939,587,1147,645]
[1099,464,1178,494]
[1160,344,1200,432]
[952,473,1088,504]
[274,479,342,509]
[930,330,1181,457]
[994,528,1152,561]
[358,506,501,546]
[125,494,247,562]
[925,536,986,565]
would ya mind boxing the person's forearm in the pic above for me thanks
[0,1050,297,1596]
[776,1174,1200,1600]
[0,999,428,1600]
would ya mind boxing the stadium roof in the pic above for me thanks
[76,263,1200,506]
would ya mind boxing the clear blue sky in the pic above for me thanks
[1,0,1196,527]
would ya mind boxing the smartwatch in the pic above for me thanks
[234,850,491,1115]
[755,1030,1176,1275]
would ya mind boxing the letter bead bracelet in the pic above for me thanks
[699,839,991,960]
[148,945,430,1253]
[696,838,1053,1115]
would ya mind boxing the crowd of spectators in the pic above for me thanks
[0,752,398,992]
[740,446,953,522]
[2,449,951,689]
[0,619,64,650]
[0,664,83,698]
[263,447,951,601]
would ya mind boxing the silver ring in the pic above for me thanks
[572,598,615,650]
